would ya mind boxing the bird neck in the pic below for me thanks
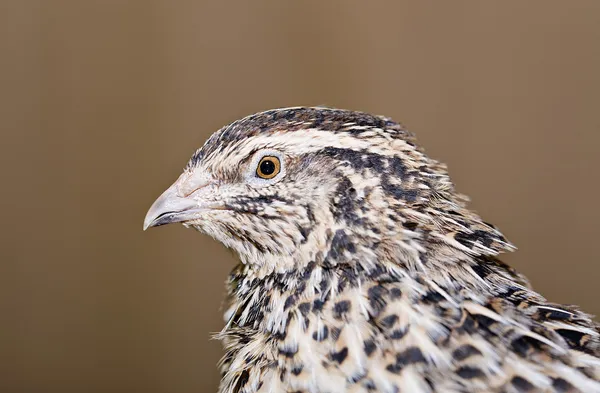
[229,184,520,300]
[223,246,529,340]
[227,231,525,312]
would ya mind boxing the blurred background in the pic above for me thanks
[2,1,599,392]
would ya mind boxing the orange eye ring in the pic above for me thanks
[256,156,281,179]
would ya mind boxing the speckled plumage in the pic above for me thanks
[144,107,600,393]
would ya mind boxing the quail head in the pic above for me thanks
[144,107,600,393]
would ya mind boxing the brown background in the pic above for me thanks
[2,1,599,392]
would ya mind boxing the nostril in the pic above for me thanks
[175,171,216,198]
[178,182,211,198]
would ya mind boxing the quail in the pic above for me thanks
[144,107,600,393]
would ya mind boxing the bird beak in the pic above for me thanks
[143,173,215,230]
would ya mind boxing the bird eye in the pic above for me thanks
[256,156,281,179]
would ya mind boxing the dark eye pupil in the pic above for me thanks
[259,159,276,175]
